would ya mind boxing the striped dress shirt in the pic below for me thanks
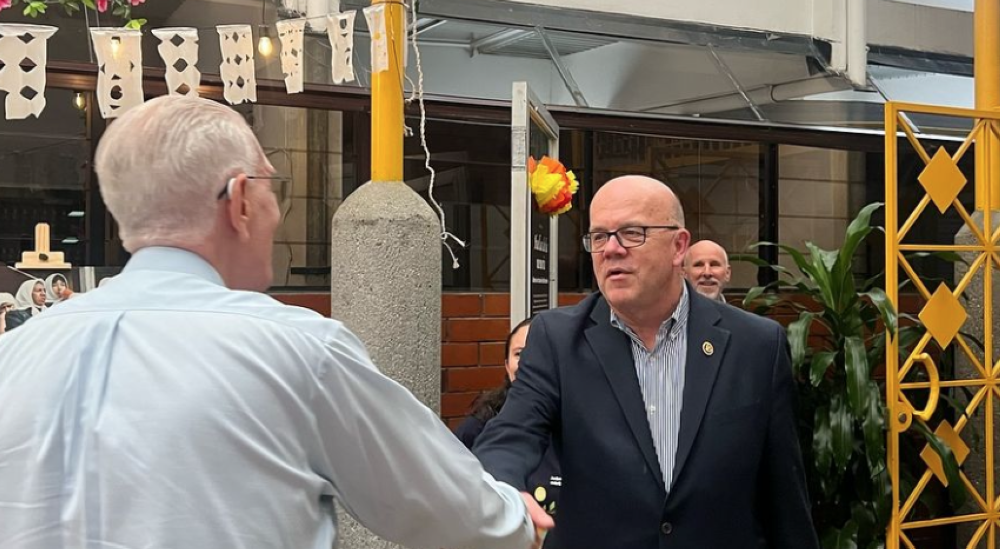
[610,284,690,492]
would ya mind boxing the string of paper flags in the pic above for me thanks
[0,4,391,120]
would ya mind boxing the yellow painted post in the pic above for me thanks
[975,0,1000,210]
[370,0,405,183]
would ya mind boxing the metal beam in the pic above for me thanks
[470,28,533,55]
[707,45,765,122]
[535,26,589,108]
[410,18,449,36]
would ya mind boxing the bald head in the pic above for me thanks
[588,175,691,333]
[685,239,731,301]
[593,176,685,227]
[686,240,729,267]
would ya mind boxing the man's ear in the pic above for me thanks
[674,229,692,267]
[224,175,252,242]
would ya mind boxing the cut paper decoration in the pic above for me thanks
[363,4,389,74]
[0,24,57,120]
[217,25,257,105]
[276,19,305,94]
[152,28,201,97]
[91,28,144,119]
[528,156,579,215]
[327,11,356,84]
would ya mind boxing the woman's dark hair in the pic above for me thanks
[470,316,533,422]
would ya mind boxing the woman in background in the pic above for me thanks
[44,273,73,305]
[6,280,46,332]
[455,317,561,518]
[14,279,46,317]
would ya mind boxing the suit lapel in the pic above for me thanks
[670,289,730,491]
[585,297,666,489]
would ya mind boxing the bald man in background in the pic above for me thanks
[685,240,731,303]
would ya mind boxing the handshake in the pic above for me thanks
[522,491,554,549]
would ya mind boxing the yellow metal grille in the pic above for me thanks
[887,101,1000,549]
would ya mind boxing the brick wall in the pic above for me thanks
[440,293,588,429]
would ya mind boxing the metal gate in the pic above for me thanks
[886,101,999,548]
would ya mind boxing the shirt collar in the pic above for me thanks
[122,247,226,287]
[610,282,690,339]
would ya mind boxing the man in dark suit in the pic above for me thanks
[474,175,818,548]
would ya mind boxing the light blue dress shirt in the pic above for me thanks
[0,247,532,549]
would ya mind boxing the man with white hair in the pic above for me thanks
[684,239,732,302]
[0,96,548,549]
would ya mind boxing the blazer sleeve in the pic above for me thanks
[474,313,560,492]
[759,324,820,549]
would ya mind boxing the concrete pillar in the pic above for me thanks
[954,211,1000,547]
[330,180,441,549]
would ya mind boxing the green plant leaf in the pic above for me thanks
[861,389,885,471]
[845,335,871,417]
[806,241,837,307]
[810,350,837,387]
[912,420,967,509]
[820,520,859,549]
[81,0,96,9]
[754,241,818,281]
[788,312,817,372]
[903,250,970,266]
[861,288,897,337]
[830,395,853,471]
[814,404,834,475]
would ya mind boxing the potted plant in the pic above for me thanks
[741,202,964,549]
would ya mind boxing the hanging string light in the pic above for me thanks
[257,0,273,57]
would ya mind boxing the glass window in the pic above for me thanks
[592,132,761,289]
[777,145,868,275]
[0,89,89,268]
[246,105,362,290]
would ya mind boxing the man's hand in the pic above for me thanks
[520,491,554,548]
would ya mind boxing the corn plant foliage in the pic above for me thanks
[741,202,963,549]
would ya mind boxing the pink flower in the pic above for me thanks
[129,0,144,6]
[96,0,107,12]
[0,0,11,12]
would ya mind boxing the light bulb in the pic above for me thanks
[257,26,273,57]
[73,92,86,111]
[110,36,121,58]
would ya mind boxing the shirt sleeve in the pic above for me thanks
[307,325,535,549]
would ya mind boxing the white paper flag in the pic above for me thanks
[152,28,201,97]
[91,28,144,119]
[363,4,389,74]
[217,25,257,105]
[276,19,305,94]
[327,12,356,84]
[0,24,57,120]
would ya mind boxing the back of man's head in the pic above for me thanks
[95,96,266,252]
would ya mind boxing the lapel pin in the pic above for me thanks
[702,341,714,356]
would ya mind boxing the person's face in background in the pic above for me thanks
[504,324,531,382]
[685,240,731,301]
[52,278,67,299]
[32,283,45,306]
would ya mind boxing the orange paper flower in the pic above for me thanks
[528,156,579,215]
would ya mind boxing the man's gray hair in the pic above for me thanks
[95,96,267,252]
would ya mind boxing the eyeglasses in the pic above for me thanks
[217,175,292,205]
[582,225,681,253]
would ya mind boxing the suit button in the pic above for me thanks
[660,522,673,535]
